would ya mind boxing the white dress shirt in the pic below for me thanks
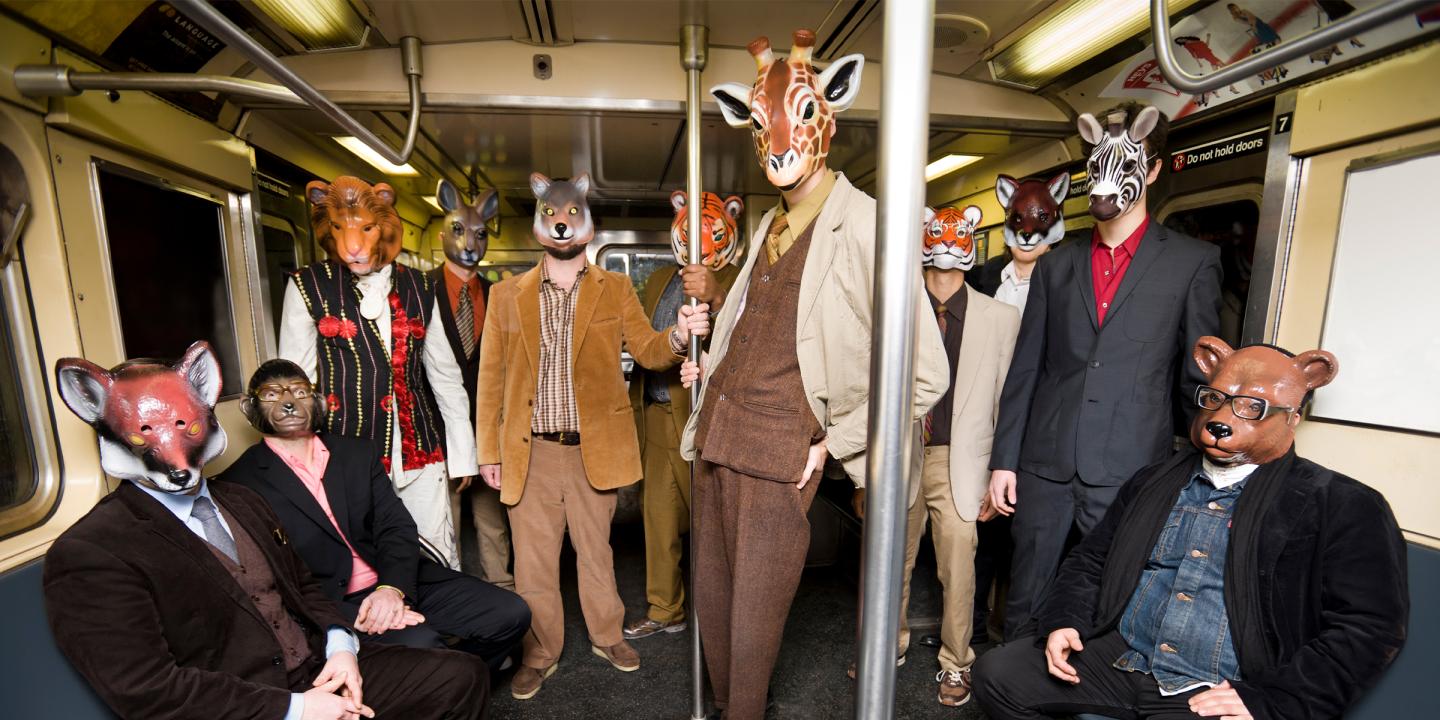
[993,261,1034,316]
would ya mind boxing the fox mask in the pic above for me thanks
[530,172,594,258]
[996,173,1068,251]
[55,341,226,494]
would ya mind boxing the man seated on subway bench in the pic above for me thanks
[973,337,1408,720]
[47,341,489,720]
[223,358,530,670]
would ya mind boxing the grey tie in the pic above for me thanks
[456,287,476,359]
[192,496,238,564]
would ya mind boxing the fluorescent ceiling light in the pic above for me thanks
[926,154,983,182]
[252,0,368,50]
[333,136,419,177]
[989,0,1203,88]
[422,196,444,214]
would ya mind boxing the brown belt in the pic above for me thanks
[532,431,581,446]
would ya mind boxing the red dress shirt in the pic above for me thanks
[442,264,486,347]
[264,436,379,594]
[1091,217,1148,326]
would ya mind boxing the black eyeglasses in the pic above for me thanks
[1195,385,1296,421]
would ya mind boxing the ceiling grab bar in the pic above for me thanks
[169,0,423,166]
[12,66,307,106]
[1149,0,1431,95]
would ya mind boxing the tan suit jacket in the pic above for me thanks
[910,286,1021,521]
[680,173,950,484]
[629,263,741,449]
[476,263,682,505]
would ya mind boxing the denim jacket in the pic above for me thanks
[1115,470,1245,694]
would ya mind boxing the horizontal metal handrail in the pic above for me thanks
[12,66,306,105]
[1150,0,1432,94]
[169,0,422,166]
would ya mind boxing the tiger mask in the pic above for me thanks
[670,190,744,270]
[922,205,982,272]
[306,176,403,275]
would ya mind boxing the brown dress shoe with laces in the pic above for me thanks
[936,668,972,707]
[510,663,558,700]
[592,640,641,672]
[623,616,688,640]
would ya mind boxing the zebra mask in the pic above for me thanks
[1076,106,1161,221]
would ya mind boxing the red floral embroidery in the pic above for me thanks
[337,318,358,340]
[387,290,435,472]
[380,394,393,412]
[326,393,340,411]
[409,317,426,339]
[317,315,342,338]
[381,455,391,474]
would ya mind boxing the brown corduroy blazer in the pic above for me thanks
[628,262,741,450]
[476,262,684,505]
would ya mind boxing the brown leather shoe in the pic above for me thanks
[510,663,557,701]
[592,640,641,672]
[936,668,972,707]
[846,653,906,680]
[623,616,688,640]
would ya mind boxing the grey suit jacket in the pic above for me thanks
[990,221,1221,486]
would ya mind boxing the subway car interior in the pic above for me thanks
[0,1,1437,718]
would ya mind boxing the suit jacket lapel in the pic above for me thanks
[1072,242,1100,332]
[119,484,267,627]
[253,443,345,545]
[797,175,846,330]
[318,437,351,541]
[1104,221,1166,324]
[951,286,985,422]
[516,265,543,375]
[572,265,603,356]
[433,268,468,364]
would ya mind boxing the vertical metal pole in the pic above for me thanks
[680,23,709,720]
[856,2,934,719]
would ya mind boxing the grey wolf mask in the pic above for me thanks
[530,172,594,258]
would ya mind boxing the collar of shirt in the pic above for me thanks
[927,285,968,324]
[541,259,589,288]
[1000,260,1029,287]
[776,169,837,236]
[1091,214,1149,260]
[444,262,481,294]
[1200,456,1258,490]
[131,478,217,527]
[264,435,331,485]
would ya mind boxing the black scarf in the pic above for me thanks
[1095,446,1297,677]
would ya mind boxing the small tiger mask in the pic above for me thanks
[670,191,744,270]
[921,205,982,271]
[306,176,403,275]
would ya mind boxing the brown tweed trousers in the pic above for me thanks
[693,223,822,719]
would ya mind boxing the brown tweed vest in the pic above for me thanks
[696,220,823,483]
[209,504,314,673]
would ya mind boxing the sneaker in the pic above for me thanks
[592,640,641,672]
[846,653,906,680]
[623,616,688,640]
[510,663,557,700]
[936,669,973,707]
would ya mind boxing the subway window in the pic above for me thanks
[0,279,35,518]
[95,166,243,395]
[598,245,674,297]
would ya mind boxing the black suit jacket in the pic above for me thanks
[43,481,349,720]
[428,266,492,418]
[968,257,1008,297]
[991,221,1221,486]
[221,434,457,603]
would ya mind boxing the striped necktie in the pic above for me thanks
[192,495,238,564]
[765,213,791,265]
[456,285,476,359]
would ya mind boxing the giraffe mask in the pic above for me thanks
[711,29,864,191]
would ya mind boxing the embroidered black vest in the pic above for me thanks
[291,261,446,472]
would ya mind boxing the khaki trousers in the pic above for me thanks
[898,445,978,672]
[507,438,625,668]
[451,483,514,589]
[641,401,691,623]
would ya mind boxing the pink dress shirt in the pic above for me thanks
[264,436,379,595]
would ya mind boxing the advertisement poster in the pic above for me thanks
[1102,0,1440,120]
